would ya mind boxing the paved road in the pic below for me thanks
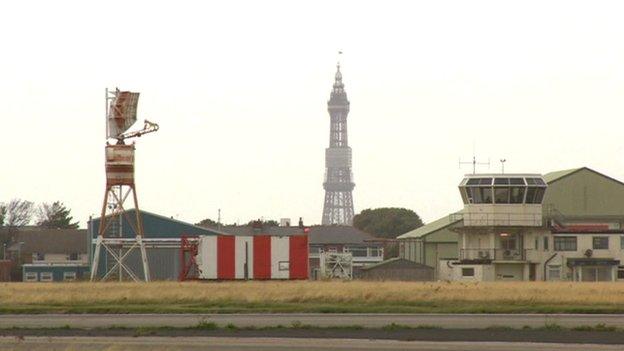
[0,337,622,351]
[1,313,624,329]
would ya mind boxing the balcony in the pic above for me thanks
[460,248,528,261]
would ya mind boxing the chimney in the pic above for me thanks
[298,217,304,229]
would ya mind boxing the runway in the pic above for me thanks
[0,337,622,351]
[1,313,623,329]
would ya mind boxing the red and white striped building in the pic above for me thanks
[195,235,308,280]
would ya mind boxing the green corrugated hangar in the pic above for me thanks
[398,167,624,281]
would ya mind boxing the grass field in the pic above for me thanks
[2,281,624,314]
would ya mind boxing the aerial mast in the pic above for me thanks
[90,88,159,282]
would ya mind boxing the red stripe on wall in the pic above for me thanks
[253,235,271,279]
[217,236,235,279]
[289,235,309,279]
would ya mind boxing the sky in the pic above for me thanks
[2,1,624,228]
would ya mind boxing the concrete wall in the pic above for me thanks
[463,204,542,226]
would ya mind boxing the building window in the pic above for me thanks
[510,187,525,203]
[63,271,77,281]
[494,187,510,204]
[309,247,321,255]
[543,237,549,251]
[618,266,624,280]
[592,237,609,250]
[462,268,475,277]
[554,236,577,251]
[24,272,38,282]
[535,238,539,250]
[620,236,624,250]
[278,261,290,271]
[39,272,53,282]
[548,265,561,280]
[327,247,337,253]
[67,253,79,261]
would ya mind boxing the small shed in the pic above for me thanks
[359,258,434,281]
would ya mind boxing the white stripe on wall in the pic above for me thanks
[271,236,290,279]
[197,236,217,279]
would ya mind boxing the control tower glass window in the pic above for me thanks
[459,175,546,205]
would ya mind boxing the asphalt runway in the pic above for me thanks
[0,337,622,351]
[1,313,624,329]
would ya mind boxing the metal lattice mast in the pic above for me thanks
[322,63,355,225]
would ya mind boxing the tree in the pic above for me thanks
[0,203,6,226]
[36,201,79,229]
[353,208,424,258]
[5,199,34,227]
[195,218,219,228]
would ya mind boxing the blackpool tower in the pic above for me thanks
[322,63,355,225]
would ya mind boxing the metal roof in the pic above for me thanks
[360,257,433,271]
[217,225,380,245]
[543,168,582,184]
[397,212,462,239]
[3,228,88,254]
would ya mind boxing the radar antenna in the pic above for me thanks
[91,88,159,282]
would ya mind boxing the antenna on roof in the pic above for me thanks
[459,156,490,174]
[459,142,490,174]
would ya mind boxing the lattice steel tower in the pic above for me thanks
[322,64,355,225]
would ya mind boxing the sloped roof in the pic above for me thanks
[92,209,229,236]
[5,228,87,254]
[543,167,624,187]
[361,257,433,271]
[217,225,381,245]
[397,212,462,239]
[543,168,582,184]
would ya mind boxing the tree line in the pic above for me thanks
[0,199,79,229]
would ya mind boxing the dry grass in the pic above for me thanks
[1,281,624,308]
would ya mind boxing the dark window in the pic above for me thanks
[593,237,609,250]
[467,187,479,203]
[466,178,481,185]
[543,237,549,251]
[68,253,79,261]
[510,187,525,203]
[525,187,536,203]
[533,178,546,185]
[525,187,546,204]
[526,178,536,185]
[618,267,624,280]
[462,268,475,277]
[494,178,510,185]
[480,187,493,203]
[554,237,577,251]
[620,236,624,250]
[509,178,525,185]
[533,187,546,203]
[494,187,510,203]
[33,252,45,261]
[479,178,492,185]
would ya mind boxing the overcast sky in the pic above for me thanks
[2,1,624,228]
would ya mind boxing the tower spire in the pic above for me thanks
[322,61,355,226]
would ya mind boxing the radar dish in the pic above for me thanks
[107,90,140,139]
